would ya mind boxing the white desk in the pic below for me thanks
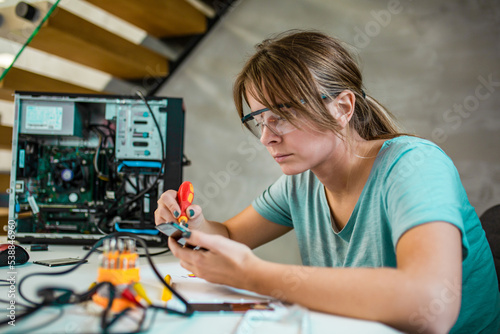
[0,244,402,333]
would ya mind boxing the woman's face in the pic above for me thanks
[246,94,344,176]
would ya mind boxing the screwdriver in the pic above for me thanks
[177,181,194,227]
[161,275,173,302]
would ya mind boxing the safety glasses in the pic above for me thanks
[241,103,298,138]
[240,94,335,139]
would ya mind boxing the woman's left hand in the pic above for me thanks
[168,230,259,290]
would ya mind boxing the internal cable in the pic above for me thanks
[94,132,110,182]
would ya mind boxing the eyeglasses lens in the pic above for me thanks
[245,109,297,138]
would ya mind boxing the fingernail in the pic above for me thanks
[173,211,180,218]
[189,209,195,217]
[182,231,191,239]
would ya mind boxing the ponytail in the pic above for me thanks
[352,93,405,140]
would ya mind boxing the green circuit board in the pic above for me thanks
[15,144,114,234]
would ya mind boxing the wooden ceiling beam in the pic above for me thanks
[0,2,169,80]
[84,0,207,38]
[0,67,104,102]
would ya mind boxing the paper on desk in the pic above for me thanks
[138,262,272,304]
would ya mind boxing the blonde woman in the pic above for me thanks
[155,30,500,334]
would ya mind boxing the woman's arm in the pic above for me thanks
[156,189,292,248]
[169,221,462,334]
[186,205,292,248]
[223,205,293,248]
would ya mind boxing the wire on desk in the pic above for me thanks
[0,232,194,333]
[0,297,32,309]
[0,279,12,287]
[82,245,170,258]
[5,306,64,334]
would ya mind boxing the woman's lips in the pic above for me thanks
[273,154,292,162]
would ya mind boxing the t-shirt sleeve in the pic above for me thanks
[384,143,470,259]
[252,175,294,227]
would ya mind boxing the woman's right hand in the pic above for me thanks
[154,189,206,230]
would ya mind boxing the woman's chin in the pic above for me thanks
[279,164,308,176]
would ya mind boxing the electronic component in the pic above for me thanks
[156,222,191,247]
[9,92,186,246]
[20,100,82,136]
[108,102,167,161]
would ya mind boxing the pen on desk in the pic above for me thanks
[177,181,194,226]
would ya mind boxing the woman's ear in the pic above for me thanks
[330,90,356,128]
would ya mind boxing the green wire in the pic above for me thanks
[0,0,61,82]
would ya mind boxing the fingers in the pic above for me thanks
[168,231,214,260]
[168,236,199,270]
[155,190,180,225]
[168,232,219,278]
[168,231,255,288]
[155,191,205,228]
[168,237,189,261]
[168,237,194,272]
[183,230,237,255]
[182,230,212,249]
[183,205,206,229]
[186,204,199,219]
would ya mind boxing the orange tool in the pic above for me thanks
[177,181,194,226]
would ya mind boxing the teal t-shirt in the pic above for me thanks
[253,136,500,334]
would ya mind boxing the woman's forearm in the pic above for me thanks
[198,220,230,238]
[245,260,459,334]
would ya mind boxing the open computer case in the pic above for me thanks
[8,92,186,245]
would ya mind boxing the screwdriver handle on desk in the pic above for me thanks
[177,181,194,226]
[161,275,173,302]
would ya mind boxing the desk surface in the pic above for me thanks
[0,243,402,334]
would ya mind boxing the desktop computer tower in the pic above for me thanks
[8,92,186,245]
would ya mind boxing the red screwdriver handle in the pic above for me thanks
[177,181,194,226]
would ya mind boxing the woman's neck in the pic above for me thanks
[313,135,384,199]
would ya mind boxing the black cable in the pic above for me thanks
[6,307,65,334]
[135,91,165,170]
[16,232,193,312]
[0,304,41,327]
[138,249,170,257]
[3,234,191,332]
[0,297,32,309]
[118,232,194,315]
[0,279,10,287]
[82,246,170,258]
[124,174,139,192]
[1,263,167,332]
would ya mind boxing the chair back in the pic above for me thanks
[480,204,500,290]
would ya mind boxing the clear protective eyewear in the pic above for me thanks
[240,94,335,139]
[241,103,298,138]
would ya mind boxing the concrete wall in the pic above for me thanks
[157,0,500,265]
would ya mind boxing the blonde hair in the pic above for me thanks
[233,30,405,140]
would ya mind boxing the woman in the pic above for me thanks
[155,30,500,333]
